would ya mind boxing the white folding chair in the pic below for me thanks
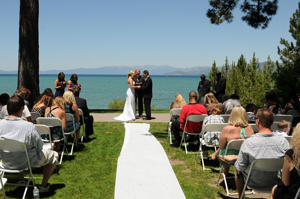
[273,114,293,123]
[250,124,258,133]
[220,114,230,123]
[35,124,54,150]
[240,158,285,199]
[295,187,300,199]
[65,113,78,155]
[78,108,86,143]
[0,138,36,199]
[215,139,253,196]
[168,108,182,144]
[225,109,232,114]
[287,110,300,117]
[36,117,68,164]
[197,123,228,170]
[30,112,41,123]
[285,136,292,144]
[180,114,207,154]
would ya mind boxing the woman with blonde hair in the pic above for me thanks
[210,105,254,176]
[170,94,186,110]
[32,95,53,117]
[44,96,67,151]
[271,123,300,199]
[114,70,141,121]
[204,92,224,114]
[63,91,81,144]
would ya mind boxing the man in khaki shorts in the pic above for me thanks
[0,95,58,193]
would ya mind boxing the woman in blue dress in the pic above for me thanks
[67,74,80,91]
[54,72,66,97]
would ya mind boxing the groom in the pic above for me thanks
[133,69,145,119]
[141,70,152,120]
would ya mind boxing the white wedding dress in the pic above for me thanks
[113,82,136,121]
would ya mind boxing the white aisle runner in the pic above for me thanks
[115,123,186,199]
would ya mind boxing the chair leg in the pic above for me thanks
[0,172,7,198]
[168,122,172,144]
[216,165,224,185]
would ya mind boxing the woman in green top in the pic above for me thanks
[210,105,254,176]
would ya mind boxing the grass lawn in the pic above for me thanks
[0,122,260,199]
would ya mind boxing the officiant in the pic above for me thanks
[133,69,145,118]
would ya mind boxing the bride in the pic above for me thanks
[114,70,141,121]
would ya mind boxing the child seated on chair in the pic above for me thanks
[273,120,290,136]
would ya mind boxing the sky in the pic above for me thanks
[0,0,298,71]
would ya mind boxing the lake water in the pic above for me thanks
[0,74,200,109]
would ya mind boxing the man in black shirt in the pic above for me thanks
[133,69,145,118]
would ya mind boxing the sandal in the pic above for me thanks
[217,155,231,168]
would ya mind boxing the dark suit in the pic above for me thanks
[133,75,145,116]
[75,96,94,136]
[141,76,153,119]
[197,79,211,94]
[213,76,226,102]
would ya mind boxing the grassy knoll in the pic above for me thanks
[0,122,239,198]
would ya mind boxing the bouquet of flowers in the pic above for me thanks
[60,81,68,87]
[75,84,82,90]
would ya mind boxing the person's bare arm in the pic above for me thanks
[54,79,60,89]
[72,104,80,122]
[282,154,293,186]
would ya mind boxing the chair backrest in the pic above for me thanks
[287,110,300,117]
[66,113,74,122]
[285,136,292,144]
[30,112,41,121]
[202,123,228,133]
[0,138,30,171]
[250,124,258,133]
[220,114,230,123]
[225,109,232,114]
[35,124,52,143]
[273,115,293,123]
[250,158,284,172]
[295,187,300,199]
[183,114,207,134]
[169,108,182,119]
[78,108,83,116]
[224,139,244,155]
[36,117,63,127]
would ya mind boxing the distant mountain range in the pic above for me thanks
[0,65,216,76]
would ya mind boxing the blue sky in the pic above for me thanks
[0,0,298,71]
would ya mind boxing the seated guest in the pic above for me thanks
[210,106,254,176]
[222,95,230,103]
[63,91,81,144]
[35,88,55,104]
[22,88,31,110]
[204,92,224,114]
[223,94,241,113]
[234,108,290,198]
[273,120,290,136]
[196,88,206,105]
[246,103,257,123]
[0,90,32,122]
[170,94,186,110]
[0,93,9,112]
[32,95,53,117]
[284,90,300,114]
[265,90,283,115]
[271,123,300,199]
[170,91,207,148]
[201,105,224,157]
[44,97,67,151]
[0,96,58,193]
[72,87,94,141]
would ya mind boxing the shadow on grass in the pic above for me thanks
[151,132,168,139]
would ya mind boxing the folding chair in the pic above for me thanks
[0,138,36,199]
[65,113,78,155]
[36,117,68,164]
[35,124,54,150]
[249,124,258,133]
[273,114,293,123]
[197,123,228,170]
[295,187,300,199]
[167,108,182,144]
[285,136,292,144]
[78,108,86,143]
[180,114,207,154]
[220,114,230,123]
[225,109,232,114]
[30,112,41,123]
[240,158,285,199]
[215,139,252,196]
[286,110,300,127]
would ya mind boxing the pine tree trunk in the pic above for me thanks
[18,0,39,106]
